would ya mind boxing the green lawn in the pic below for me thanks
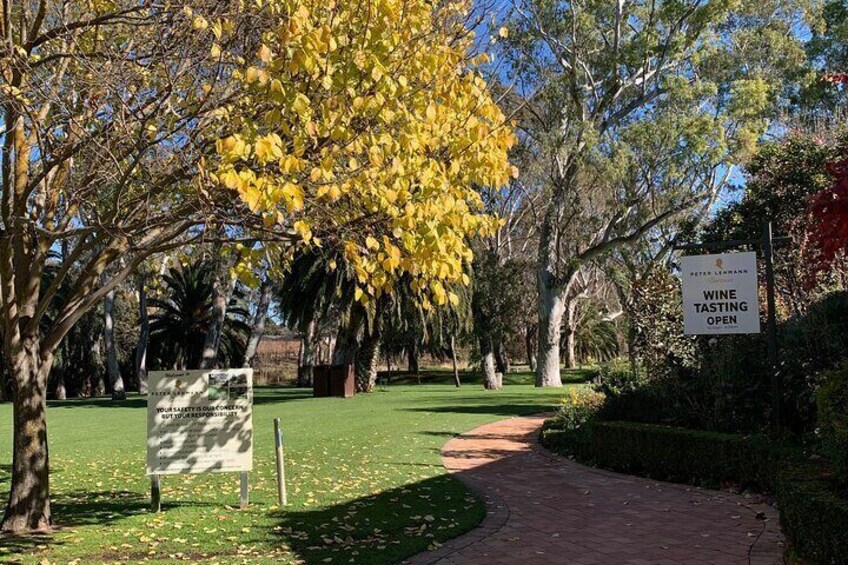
[0,370,586,564]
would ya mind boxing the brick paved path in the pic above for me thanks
[406,415,784,565]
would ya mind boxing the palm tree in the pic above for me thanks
[572,304,621,366]
[278,250,376,389]
[380,274,472,386]
[148,260,251,370]
[280,249,472,391]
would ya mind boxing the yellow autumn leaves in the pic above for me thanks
[209,0,515,305]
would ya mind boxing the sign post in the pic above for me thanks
[240,472,249,510]
[675,223,788,430]
[762,223,781,429]
[150,474,161,513]
[147,368,254,510]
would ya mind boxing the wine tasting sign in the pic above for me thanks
[147,369,253,476]
[681,252,760,335]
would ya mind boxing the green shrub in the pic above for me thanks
[593,358,768,433]
[595,360,648,393]
[623,290,848,434]
[817,365,848,486]
[544,388,605,432]
[777,462,848,564]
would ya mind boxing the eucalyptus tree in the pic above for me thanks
[471,253,527,388]
[498,0,817,386]
[471,142,543,384]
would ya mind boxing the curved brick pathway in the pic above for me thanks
[406,415,783,565]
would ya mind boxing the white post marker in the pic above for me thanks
[273,418,287,506]
[681,251,761,335]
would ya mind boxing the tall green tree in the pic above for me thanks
[795,0,848,114]
[498,0,817,386]
[706,133,848,315]
[472,253,526,388]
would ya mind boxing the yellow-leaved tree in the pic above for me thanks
[0,0,512,532]
[211,0,516,307]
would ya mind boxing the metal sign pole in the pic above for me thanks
[151,474,161,512]
[762,222,781,430]
[239,472,249,509]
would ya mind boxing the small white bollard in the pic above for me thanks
[274,418,287,506]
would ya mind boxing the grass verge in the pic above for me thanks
[0,370,583,564]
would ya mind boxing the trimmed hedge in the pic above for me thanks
[776,462,848,564]
[541,421,779,490]
[817,365,848,487]
[541,420,848,564]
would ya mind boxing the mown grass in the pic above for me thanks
[0,369,587,564]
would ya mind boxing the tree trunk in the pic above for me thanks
[563,298,578,369]
[54,341,67,400]
[297,319,317,387]
[564,330,576,369]
[54,372,66,401]
[406,342,419,375]
[103,288,126,400]
[494,340,510,374]
[90,337,106,397]
[2,345,52,533]
[481,338,501,390]
[451,335,461,387]
[200,266,235,370]
[355,330,380,393]
[333,306,364,365]
[525,326,537,371]
[535,273,566,387]
[136,275,149,394]
[243,277,273,368]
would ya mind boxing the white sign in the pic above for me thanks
[147,369,253,475]
[681,252,760,335]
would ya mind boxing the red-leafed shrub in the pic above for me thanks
[807,156,848,272]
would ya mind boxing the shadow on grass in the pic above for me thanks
[0,490,223,561]
[419,431,457,438]
[51,490,150,526]
[268,474,484,564]
[0,491,149,560]
[51,490,220,527]
[0,532,61,560]
[267,422,545,564]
